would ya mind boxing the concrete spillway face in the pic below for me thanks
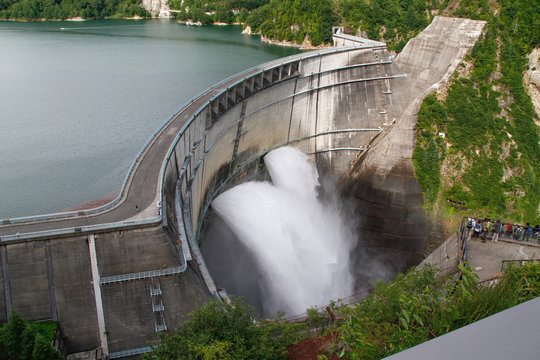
[197,47,411,316]
[205,147,356,317]
[201,146,402,318]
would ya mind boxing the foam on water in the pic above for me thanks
[212,146,355,315]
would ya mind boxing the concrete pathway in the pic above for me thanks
[466,236,539,281]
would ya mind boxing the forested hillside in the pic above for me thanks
[2,0,538,223]
[0,0,148,19]
[169,0,443,49]
[412,0,539,225]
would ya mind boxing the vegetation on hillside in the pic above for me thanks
[412,0,540,225]
[170,0,337,46]
[146,262,539,360]
[168,0,454,48]
[0,0,149,20]
[338,0,433,52]
[144,297,309,360]
[327,262,539,359]
[0,312,62,360]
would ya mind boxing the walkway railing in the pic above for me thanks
[459,217,468,266]
[100,266,187,285]
[501,259,540,271]
[463,217,539,243]
[108,346,152,359]
[0,217,159,242]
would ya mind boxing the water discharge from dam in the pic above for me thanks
[212,146,356,316]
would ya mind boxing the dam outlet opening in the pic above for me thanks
[201,146,396,316]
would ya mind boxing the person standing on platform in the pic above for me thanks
[492,220,502,243]
[482,218,490,243]
[533,225,540,244]
[473,220,482,238]
[523,223,533,242]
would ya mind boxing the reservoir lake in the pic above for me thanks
[0,19,300,219]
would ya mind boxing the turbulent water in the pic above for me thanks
[212,146,355,316]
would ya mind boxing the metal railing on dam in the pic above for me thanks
[0,41,406,246]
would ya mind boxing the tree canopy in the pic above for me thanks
[145,298,305,360]
[0,312,62,360]
[0,0,149,20]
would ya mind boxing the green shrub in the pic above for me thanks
[0,312,62,360]
[146,298,306,360]
[333,262,540,359]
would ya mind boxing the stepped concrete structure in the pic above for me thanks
[0,16,485,357]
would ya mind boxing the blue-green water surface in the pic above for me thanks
[0,19,300,219]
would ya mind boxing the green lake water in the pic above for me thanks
[0,19,300,219]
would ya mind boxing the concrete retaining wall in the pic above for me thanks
[50,235,99,351]
[418,233,459,276]
[0,226,211,354]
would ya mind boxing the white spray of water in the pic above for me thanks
[212,146,355,316]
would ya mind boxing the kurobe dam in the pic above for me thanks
[0,17,485,357]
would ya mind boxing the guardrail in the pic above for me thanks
[501,259,539,271]
[100,266,187,285]
[459,216,468,266]
[0,216,160,242]
[108,346,152,359]
[332,32,387,47]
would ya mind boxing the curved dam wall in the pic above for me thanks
[163,16,486,296]
[162,44,416,296]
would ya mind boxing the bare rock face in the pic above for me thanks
[342,17,486,270]
[528,47,540,88]
[525,47,540,123]
[531,70,540,89]
[141,0,172,18]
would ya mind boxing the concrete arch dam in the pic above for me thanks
[0,16,485,357]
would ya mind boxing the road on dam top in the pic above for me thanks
[0,55,295,239]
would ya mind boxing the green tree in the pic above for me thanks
[334,262,540,360]
[146,298,293,360]
[32,333,62,360]
[1,311,27,359]
[0,312,62,360]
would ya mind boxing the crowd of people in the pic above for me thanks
[466,217,540,244]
